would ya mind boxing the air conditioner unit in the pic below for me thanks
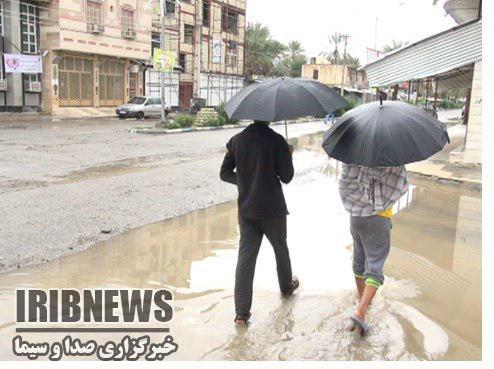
[25,81,42,92]
[87,22,104,34]
[121,28,136,39]
[0,80,7,91]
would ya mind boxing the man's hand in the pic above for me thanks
[288,145,294,155]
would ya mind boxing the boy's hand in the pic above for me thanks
[288,145,294,154]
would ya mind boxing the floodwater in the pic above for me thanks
[0,134,481,360]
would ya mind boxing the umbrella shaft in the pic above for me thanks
[285,121,288,140]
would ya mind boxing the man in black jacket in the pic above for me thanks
[220,120,299,325]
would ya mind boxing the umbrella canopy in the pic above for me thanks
[225,78,348,122]
[322,100,450,167]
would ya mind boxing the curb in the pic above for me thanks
[407,170,481,192]
[127,119,321,135]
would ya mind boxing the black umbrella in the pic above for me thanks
[322,99,450,167]
[225,77,347,138]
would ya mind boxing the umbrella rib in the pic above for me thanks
[273,83,283,121]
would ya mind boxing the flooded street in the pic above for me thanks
[0,134,481,360]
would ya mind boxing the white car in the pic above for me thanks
[116,96,171,119]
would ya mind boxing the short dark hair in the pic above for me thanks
[254,120,270,124]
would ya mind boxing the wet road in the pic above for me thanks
[0,133,481,360]
[0,119,327,272]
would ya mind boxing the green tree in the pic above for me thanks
[382,40,408,53]
[244,23,286,82]
[321,32,343,64]
[343,54,361,68]
[275,41,308,77]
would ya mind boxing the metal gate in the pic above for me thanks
[99,60,125,106]
[59,56,94,107]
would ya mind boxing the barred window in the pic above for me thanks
[151,32,160,56]
[184,24,194,44]
[20,2,39,54]
[202,1,210,27]
[23,73,40,91]
[221,7,238,34]
[86,0,104,25]
[121,8,134,31]
[226,42,237,67]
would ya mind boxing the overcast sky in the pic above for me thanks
[246,0,457,65]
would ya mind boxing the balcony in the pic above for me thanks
[121,28,136,40]
[87,22,105,34]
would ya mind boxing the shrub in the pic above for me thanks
[439,99,463,109]
[205,117,220,127]
[336,96,360,116]
[174,114,195,128]
[166,121,181,130]
[216,103,238,125]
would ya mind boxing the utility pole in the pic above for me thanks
[340,34,349,96]
[160,0,168,124]
[194,0,202,99]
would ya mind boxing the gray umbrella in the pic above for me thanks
[322,99,450,167]
[225,77,347,138]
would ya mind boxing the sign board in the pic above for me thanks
[212,35,222,64]
[3,54,42,73]
[153,49,176,74]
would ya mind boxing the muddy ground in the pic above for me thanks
[0,118,328,272]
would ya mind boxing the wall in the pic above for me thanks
[463,60,482,164]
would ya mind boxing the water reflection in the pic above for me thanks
[0,133,482,360]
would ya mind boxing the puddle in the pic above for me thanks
[0,134,481,360]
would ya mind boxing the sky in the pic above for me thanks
[246,0,457,65]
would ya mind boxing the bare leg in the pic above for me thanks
[355,285,378,321]
[355,277,365,299]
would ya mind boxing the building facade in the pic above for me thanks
[302,61,369,92]
[363,0,482,164]
[146,0,245,110]
[1,0,45,112]
[40,0,152,113]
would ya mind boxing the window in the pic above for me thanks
[202,1,210,27]
[184,24,194,44]
[313,69,319,80]
[164,0,176,15]
[226,42,237,67]
[222,7,238,34]
[178,53,186,72]
[23,73,40,92]
[121,8,135,31]
[20,2,39,54]
[151,32,160,56]
[86,0,103,25]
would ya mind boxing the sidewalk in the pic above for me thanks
[0,107,116,124]
[406,124,481,191]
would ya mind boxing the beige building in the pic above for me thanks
[39,0,153,113]
[302,61,369,93]
[146,0,245,110]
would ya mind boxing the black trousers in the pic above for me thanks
[234,215,293,316]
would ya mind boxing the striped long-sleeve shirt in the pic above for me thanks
[338,164,409,217]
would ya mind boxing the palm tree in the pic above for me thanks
[244,23,287,81]
[382,40,407,53]
[344,54,361,68]
[321,32,343,64]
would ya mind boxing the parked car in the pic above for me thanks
[115,96,171,119]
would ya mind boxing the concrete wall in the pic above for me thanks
[463,61,482,164]
[301,63,367,90]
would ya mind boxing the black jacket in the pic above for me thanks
[220,123,294,220]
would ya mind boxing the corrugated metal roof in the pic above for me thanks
[364,20,482,87]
